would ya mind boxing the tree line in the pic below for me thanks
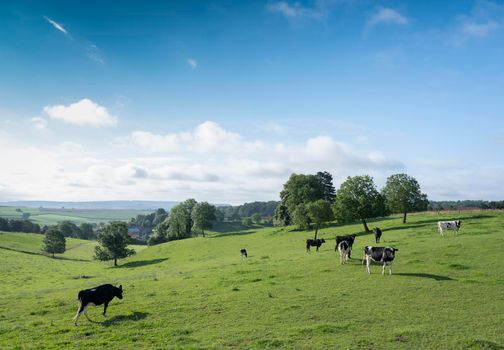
[147,199,217,245]
[0,218,41,233]
[429,200,504,211]
[274,172,429,235]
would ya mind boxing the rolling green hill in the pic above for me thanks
[1,211,503,349]
[0,206,152,226]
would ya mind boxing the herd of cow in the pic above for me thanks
[73,219,462,325]
[306,220,462,275]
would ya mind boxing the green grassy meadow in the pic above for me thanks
[0,206,151,226]
[1,211,504,349]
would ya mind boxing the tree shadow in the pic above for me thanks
[395,273,456,281]
[0,246,90,262]
[210,230,258,238]
[100,311,149,326]
[114,258,168,268]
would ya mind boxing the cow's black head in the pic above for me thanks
[116,285,123,299]
[321,239,326,243]
[456,220,461,228]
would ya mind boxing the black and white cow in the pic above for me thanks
[362,246,398,275]
[240,248,248,258]
[337,241,350,264]
[306,238,325,252]
[437,220,461,236]
[74,284,123,325]
[373,227,382,243]
[335,234,356,258]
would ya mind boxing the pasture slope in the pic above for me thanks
[0,206,151,226]
[1,211,504,350]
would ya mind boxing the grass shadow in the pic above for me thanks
[395,273,456,281]
[100,311,149,326]
[115,258,168,268]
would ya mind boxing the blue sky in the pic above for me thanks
[1,0,503,204]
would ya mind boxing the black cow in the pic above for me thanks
[373,227,382,243]
[362,246,398,275]
[240,248,248,258]
[306,238,325,252]
[335,234,356,258]
[74,284,123,325]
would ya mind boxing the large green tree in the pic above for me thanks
[316,171,336,203]
[306,200,334,239]
[332,175,385,232]
[275,173,324,226]
[273,203,291,226]
[94,221,135,266]
[291,203,311,230]
[191,202,216,237]
[382,173,429,223]
[42,226,66,258]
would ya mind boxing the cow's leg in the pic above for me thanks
[83,306,92,322]
[74,303,84,326]
[103,302,109,316]
[348,248,352,259]
[366,256,371,274]
[382,262,386,275]
[389,263,392,275]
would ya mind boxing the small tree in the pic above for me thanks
[306,200,334,239]
[191,202,216,237]
[382,173,429,223]
[94,222,135,266]
[242,217,253,226]
[251,213,261,224]
[332,175,385,232]
[42,226,66,258]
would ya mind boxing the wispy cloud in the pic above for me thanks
[449,1,504,45]
[30,117,48,131]
[86,44,104,64]
[366,7,409,29]
[43,98,117,127]
[266,1,324,20]
[187,58,198,68]
[44,16,70,36]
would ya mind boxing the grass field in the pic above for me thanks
[0,206,152,226]
[1,211,503,349]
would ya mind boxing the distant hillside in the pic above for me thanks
[0,200,179,210]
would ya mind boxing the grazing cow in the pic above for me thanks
[438,220,461,236]
[362,246,398,275]
[373,227,382,243]
[240,248,248,258]
[306,238,326,252]
[74,284,123,325]
[335,234,356,258]
[337,241,350,264]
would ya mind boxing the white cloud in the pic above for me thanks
[30,117,48,130]
[187,58,198,68]
[44,16,69,36]
[0,122,405,203]
[43,98,118,127]
[367,8,409,28]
